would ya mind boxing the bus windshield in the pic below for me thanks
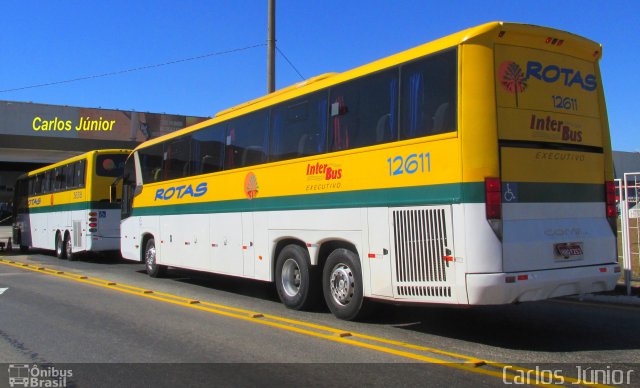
[96,154,127,177]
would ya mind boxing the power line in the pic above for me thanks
[0,43,267,93]
[276,47,305,80]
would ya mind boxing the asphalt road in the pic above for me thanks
[0,250,638,387]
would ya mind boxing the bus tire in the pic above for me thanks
[55,232,66,259]
[145,238,166,278]
[64,233,75,261]
[322,248,369,321]
[275,244,319,310]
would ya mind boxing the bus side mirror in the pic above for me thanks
[110,176,122,204]
[110,184,118,203]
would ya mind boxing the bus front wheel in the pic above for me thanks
[145,238,166,278]
[275,244,319,310]
[322,249,369,321]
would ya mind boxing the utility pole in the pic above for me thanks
[267,0,276,93]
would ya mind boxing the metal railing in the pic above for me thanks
[616,174,640,295]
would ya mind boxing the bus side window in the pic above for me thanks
[225,110,268,169]
[270,91,328,162]
[139,144,164,183]
[75,160,86,188]
[329,69,398,151]
[43,171,53,194]
[163,135,192,180]
[27,177,33,196]
[65,163,75,189]
[400,48,457,139]
[37,174,44,194]
[53,167,63,192]
[192,124,225,175]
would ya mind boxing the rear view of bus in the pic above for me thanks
[12,149,130,259]
[464,23,619,303]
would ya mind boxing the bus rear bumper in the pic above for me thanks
[466,264,620,305]
[86,236,120,252]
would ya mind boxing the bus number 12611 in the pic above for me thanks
[387,153,431,176]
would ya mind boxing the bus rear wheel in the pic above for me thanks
[322,248,369,321]
[55,232,66,259]
[64,233,75,261]
[275,244,319,310]
[145,238,166,278]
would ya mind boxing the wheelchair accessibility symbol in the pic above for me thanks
[502,183,518,203]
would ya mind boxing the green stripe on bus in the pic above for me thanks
[23,201,120,214]
[131,183,480,217]
[129,181,604,217]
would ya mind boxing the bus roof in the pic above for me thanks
[24,149,132,177]
[133,21,602,152]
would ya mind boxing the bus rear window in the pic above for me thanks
[96,154,127,177]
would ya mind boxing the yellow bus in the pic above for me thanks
[13,149,131,260]
[120,22,619,320]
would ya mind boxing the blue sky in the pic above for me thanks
[1,1,638,151]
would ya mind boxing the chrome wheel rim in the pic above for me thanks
[145,244,156,271]
[329,263,354,306]
[281,258,301,297]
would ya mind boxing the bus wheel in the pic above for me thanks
[64,233,75,261]
[323,248,368,321]
[145,238,166,278]
[275,245,319,310]
[55,232,66,259]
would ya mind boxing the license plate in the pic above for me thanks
[555,242,584,259]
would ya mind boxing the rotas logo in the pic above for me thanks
[154,182,207,201]
[498,61,528,107]
[498,60,597,106]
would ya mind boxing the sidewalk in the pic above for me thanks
[565,283,640,307]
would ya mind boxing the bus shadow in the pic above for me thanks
[132,266,639,354]
[136,268,282,304]
[82,253,138,265]
[376,301,640,353]
[10,249,138,266]
[134,267,332,313]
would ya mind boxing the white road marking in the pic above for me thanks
[0,288,8,295]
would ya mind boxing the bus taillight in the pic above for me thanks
[485,177,503,239]
[606,181,617,235]
[605,181,616,217]
[88,212,98,234]
[485,177,502,220]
